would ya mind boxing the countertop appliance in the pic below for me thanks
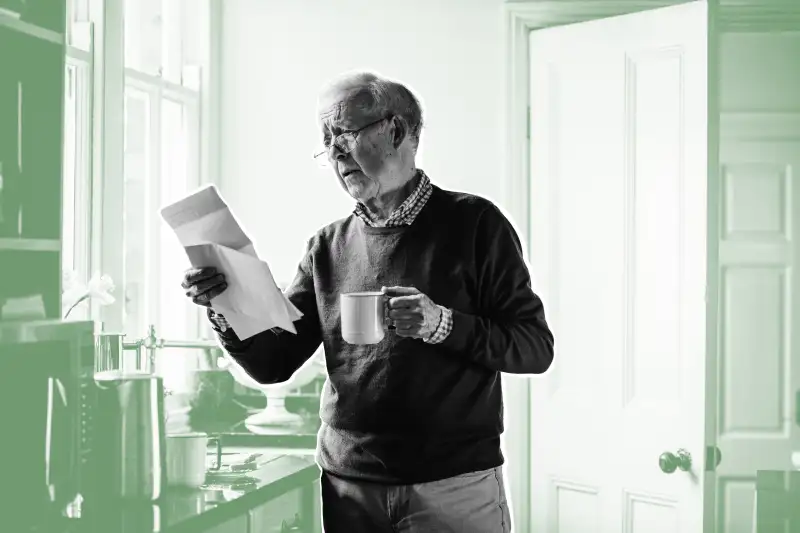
[0,319,99,531]
[90,370,167,502]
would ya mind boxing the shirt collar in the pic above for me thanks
[353,170,433,228]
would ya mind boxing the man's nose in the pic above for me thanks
[330,143,348,161]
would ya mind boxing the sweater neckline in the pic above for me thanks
[357,186,438,234]
[359,221,409,234]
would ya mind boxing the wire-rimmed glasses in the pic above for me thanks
[313,116,391,169]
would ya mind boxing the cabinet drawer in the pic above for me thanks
[249,488,303,533]
[205,513,249,533]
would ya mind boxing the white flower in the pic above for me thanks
[62,271,116,318]
[87,273,116,305]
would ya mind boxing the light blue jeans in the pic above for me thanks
[321,466,512,533]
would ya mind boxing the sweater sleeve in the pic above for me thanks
[213,237,323,384]
[440,204,554,374]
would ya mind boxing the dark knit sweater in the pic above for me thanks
[215,185,554,484]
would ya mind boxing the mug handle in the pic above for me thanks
[207,437,222,471]
[383,294,396,330]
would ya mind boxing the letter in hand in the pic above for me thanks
[181,267,228,307]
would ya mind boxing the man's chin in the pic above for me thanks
[347,184,373,202]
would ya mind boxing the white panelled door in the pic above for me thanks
[527,2,714,532]
[715,116,800,529]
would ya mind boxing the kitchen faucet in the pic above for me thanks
[121,324,222,377]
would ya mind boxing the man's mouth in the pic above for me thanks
[341,169,359,178]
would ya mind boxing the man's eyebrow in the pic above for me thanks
[323,121,358,135]
[322,125,342,139]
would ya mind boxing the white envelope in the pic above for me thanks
[160,185,303,340]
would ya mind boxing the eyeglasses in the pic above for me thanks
[314,116,391,168]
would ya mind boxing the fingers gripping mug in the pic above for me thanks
[340,291,396,345]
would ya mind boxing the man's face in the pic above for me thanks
[317,87,395,203]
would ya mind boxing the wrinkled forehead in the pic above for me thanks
[317,85,379,132]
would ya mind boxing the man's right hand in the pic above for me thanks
[181,267,227,307]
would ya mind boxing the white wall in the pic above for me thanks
[219,0,507,282]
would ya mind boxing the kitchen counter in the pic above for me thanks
[215,421,319,449]
[53,453,321,533]
[169,371,322,450]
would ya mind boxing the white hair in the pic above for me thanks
[319,71,425,150]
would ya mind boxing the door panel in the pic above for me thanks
[528,2,712,531]
[716,114,800,531]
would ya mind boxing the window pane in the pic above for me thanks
[123,87,151,337]
[159,97,190,339]
[161,0,183,84]
[124,0,163,75]
[181,0,203,69]
[176,0,207,88]
[66,0,91,51]
[124,0,206,85]
[61,65,77,304]
[62,61,93,321]
[159,98,200,384]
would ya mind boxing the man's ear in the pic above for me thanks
[389,116,408,149]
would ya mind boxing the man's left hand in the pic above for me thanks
[382,286,441,340]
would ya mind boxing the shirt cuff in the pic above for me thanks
[423,305,453,344]
[207,307,231,333]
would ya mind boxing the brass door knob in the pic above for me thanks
[659,448,692,474]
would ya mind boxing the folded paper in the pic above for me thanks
[160,185,302,340]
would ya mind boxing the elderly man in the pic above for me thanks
[181,72,554,533]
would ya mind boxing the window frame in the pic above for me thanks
[61,34,93,319]
[64,0,218,345]
[122,67,202,341]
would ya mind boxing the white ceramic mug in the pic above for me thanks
[340,291,396,345]
[166,432,222,488]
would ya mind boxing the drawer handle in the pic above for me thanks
[280,513,303,532]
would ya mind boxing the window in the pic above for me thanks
[121,75,201,343]
[121,0,208,381]
[61,0,213,385]
[61,0,93,319]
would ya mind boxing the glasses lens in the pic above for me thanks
[339,133,356,154]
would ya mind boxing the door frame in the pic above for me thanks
[502,1,721,530]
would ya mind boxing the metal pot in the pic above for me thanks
[94,332,125,374]
[95,332,147,374]
[90,371,167,501]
